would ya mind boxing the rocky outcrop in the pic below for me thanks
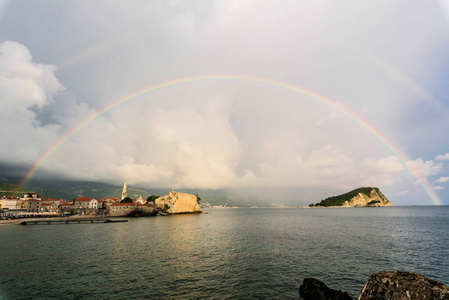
[299,278,353,300]
[358,271,449,300]
[343,189,391,207]
[155,191,201,214]
[313,187,392,207]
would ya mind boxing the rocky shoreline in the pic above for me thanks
[300,271,449,300]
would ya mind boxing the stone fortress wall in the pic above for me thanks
[155,191,201,214]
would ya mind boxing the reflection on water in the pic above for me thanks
[0,206,448,299]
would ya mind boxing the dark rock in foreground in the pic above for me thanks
[359,271,449,300]
[299,278,353,300]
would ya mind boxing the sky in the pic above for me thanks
[1,0,449,205]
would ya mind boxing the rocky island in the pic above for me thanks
[310,187,392,207]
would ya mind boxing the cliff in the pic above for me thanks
[312,187,392,207]
[155,191,201,214]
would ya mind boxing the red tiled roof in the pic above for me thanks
[103,197,120,201]
[74,197,91,202]
[111,203,137,206]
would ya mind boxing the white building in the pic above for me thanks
[88,198,100,210]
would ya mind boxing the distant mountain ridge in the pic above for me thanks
[311,187,392,207]
[1,179,291,207]
[0,179,151,200]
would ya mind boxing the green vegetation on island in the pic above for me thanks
[310,187,391,207]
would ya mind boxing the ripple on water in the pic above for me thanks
[0,206,448,299]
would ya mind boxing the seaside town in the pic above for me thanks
[0,182,202,220]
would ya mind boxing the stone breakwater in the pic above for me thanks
[299,271,449,300]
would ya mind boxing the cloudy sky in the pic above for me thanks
[1,1,449,205]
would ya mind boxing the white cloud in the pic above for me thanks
[435,177,449,183]
[434,186,445,190]
[0,41,63,109]
[0,41,62,164]
[407,158,443,178]
[45,94,244,189]
[436,153,449,160]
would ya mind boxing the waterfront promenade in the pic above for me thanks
[0,214,105,226]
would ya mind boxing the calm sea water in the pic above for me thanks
[1,206,448,299]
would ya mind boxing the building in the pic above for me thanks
[25,199,42,212]
[40,202,59,213]
[74,197,91,209]
[135,195,145,204]
[109,203,155,216]
[44,199,63,205]
[21,192,41,200]
[59,201,75,214]
[109,203,137,216]
[88,198,101,210]
[0,197,23,210]
[104,197,120,203]
[103,197,119,211]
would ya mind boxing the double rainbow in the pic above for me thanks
[17,74,442,205]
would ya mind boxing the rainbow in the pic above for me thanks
[17,74,443,205]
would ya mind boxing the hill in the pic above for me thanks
[24,180,152,200]
[311,187,392,207]
[0,181,28,197]
[0,179,152,200]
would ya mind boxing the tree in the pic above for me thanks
[146,195,160,203]
[194,193,201,204]
[121,197,133,203]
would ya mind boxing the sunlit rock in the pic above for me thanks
[312,187,392,207]
[155,191,201,214]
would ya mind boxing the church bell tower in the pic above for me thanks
[121,181,128,200]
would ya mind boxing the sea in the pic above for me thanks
[0,206,448,299]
